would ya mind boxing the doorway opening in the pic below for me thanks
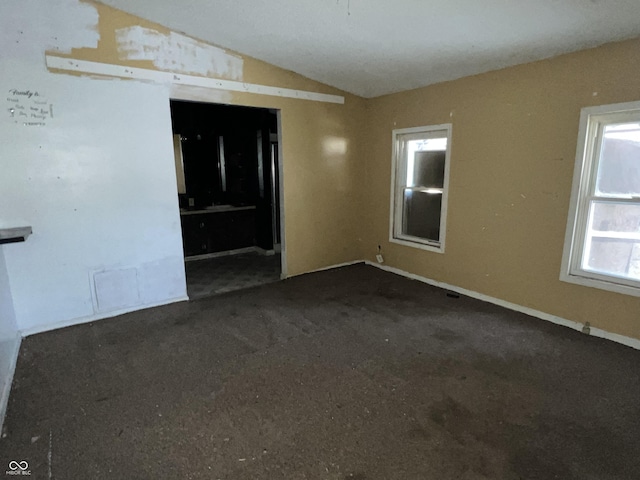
[170,100,283,298]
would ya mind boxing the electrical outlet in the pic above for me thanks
[376,254,384,264]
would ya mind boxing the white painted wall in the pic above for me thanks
[0,0,187,334]
[0,247,20,427]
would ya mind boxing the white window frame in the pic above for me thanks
[560,100,640,297]
[389,124,452,253]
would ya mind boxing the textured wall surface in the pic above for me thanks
[362,37,640,340]
[1,0,638,345]
[0,248,20,427]
[0,0,365,334]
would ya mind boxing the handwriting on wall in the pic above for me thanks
[6,89,53,127]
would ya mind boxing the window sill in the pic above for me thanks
[389,236,444,254]
[560,271,640,298]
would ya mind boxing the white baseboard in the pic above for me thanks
[0,334,21,433]
[17,260,640,352]
[289,260,364,278]
[365,261,640,351]
[20,295,189,337]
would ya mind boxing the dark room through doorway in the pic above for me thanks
[170,100,282,298]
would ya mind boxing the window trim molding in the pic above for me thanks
[389,123,452,254]
[560,100,640,297]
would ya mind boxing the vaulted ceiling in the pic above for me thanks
[98,0,640,98]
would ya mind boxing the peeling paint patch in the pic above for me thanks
[116,26,243,80]
[0,0,99,60]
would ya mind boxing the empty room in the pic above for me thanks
[1,0,639,478]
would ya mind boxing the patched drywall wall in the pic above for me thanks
[0,251,18,345]
[363,37,640,341]
[2,0,636,347]
[98,0,640,98]
[57,1,366,278]
[0,248,20,427]
[0,0,365,334]
[115,26,243,80]
[0,0,188,333]
[1,0,99,58]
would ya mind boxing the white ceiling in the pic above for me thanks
[98,0,640,98]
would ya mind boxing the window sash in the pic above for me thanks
[562,102,640,295]
[390,124,452,252]
[578,198,640,283]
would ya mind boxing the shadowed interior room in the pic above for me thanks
[1,0,640,478]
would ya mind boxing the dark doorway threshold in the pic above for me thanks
[185,251,281,299]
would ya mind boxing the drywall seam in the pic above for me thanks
[115,26,243,80]
[364,261,640,351]
[45,55,345,104]
[0,334,21,432]
[20,295,188,337]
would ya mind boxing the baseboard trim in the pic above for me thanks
[17,260,640,350]
[20,295,190,337]
[365,261,640,351]
[289,260,364,278]
[0,334,21,433]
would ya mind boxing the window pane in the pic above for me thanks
[582,202,640,280]
[406,136,447,187]
[407,137,447,152]
[410,151,445,188]
[392,125,450,250]
[595,122,640,197]
[402,189,442,242]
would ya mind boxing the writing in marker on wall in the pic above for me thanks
[7,88,53,126]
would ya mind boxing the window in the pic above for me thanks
[390,124,452,252]
[561,101,640,296]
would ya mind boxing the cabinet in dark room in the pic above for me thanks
[171,100,280,259]
[180,208,256,257]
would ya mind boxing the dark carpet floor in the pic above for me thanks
[1,264,639,479]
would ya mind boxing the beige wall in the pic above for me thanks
[58,2,367,277]
[47,2,640,341]
[363,37,640,340]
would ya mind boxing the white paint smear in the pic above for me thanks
[116,26,243,80]
[0,0,99,60]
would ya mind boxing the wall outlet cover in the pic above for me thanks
[376,254,384,264]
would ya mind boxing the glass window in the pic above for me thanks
[390,125,452,252]
[561,102,640,296]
